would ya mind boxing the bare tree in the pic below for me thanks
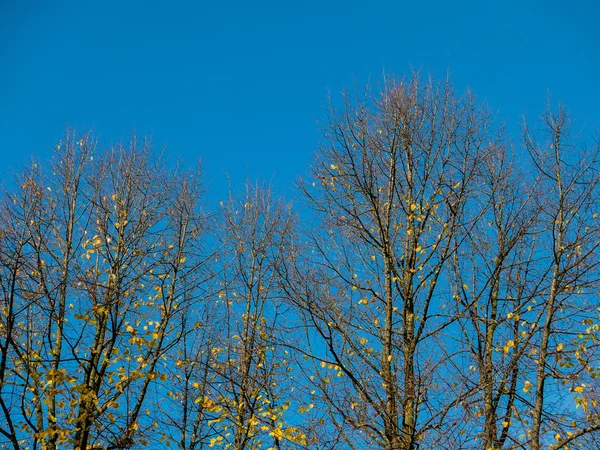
[450,142,541,449]
[201,183,303,450]
[0,159,43,450]
[288,73,497,450]
[3,78,600,450]
[435,100,600,450]
[522,106,600,450]
[153,290,222,450]
[0,131,207,450]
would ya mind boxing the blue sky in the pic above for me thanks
[1,0,599,200]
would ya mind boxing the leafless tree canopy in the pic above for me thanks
[2,74,600,450]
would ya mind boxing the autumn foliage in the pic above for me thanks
[2,75,600,449]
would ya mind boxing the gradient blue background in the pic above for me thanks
[1,0,599,200]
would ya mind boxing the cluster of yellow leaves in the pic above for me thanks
[320,360,345,377]
[503,340,515,354]
[267,424,307,446]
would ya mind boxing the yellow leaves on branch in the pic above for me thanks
[298,403,314,413]
[194,396,223,414]
[572,385,597,412]
[503,340,515,354]
[506,311,520,321]
[208,436,224,447]
[45,368,73,385]
[268,424,308,446]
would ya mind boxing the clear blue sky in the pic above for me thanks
[1,0,599,199]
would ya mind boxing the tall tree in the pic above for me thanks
[289,74,496,450]
[3,76,600,450]
[159,183,304,450]
[0,132,207,450]
[454,105,600,449]
[450,142,541,449]
[209,184,304,450]
[523,106,600,450]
